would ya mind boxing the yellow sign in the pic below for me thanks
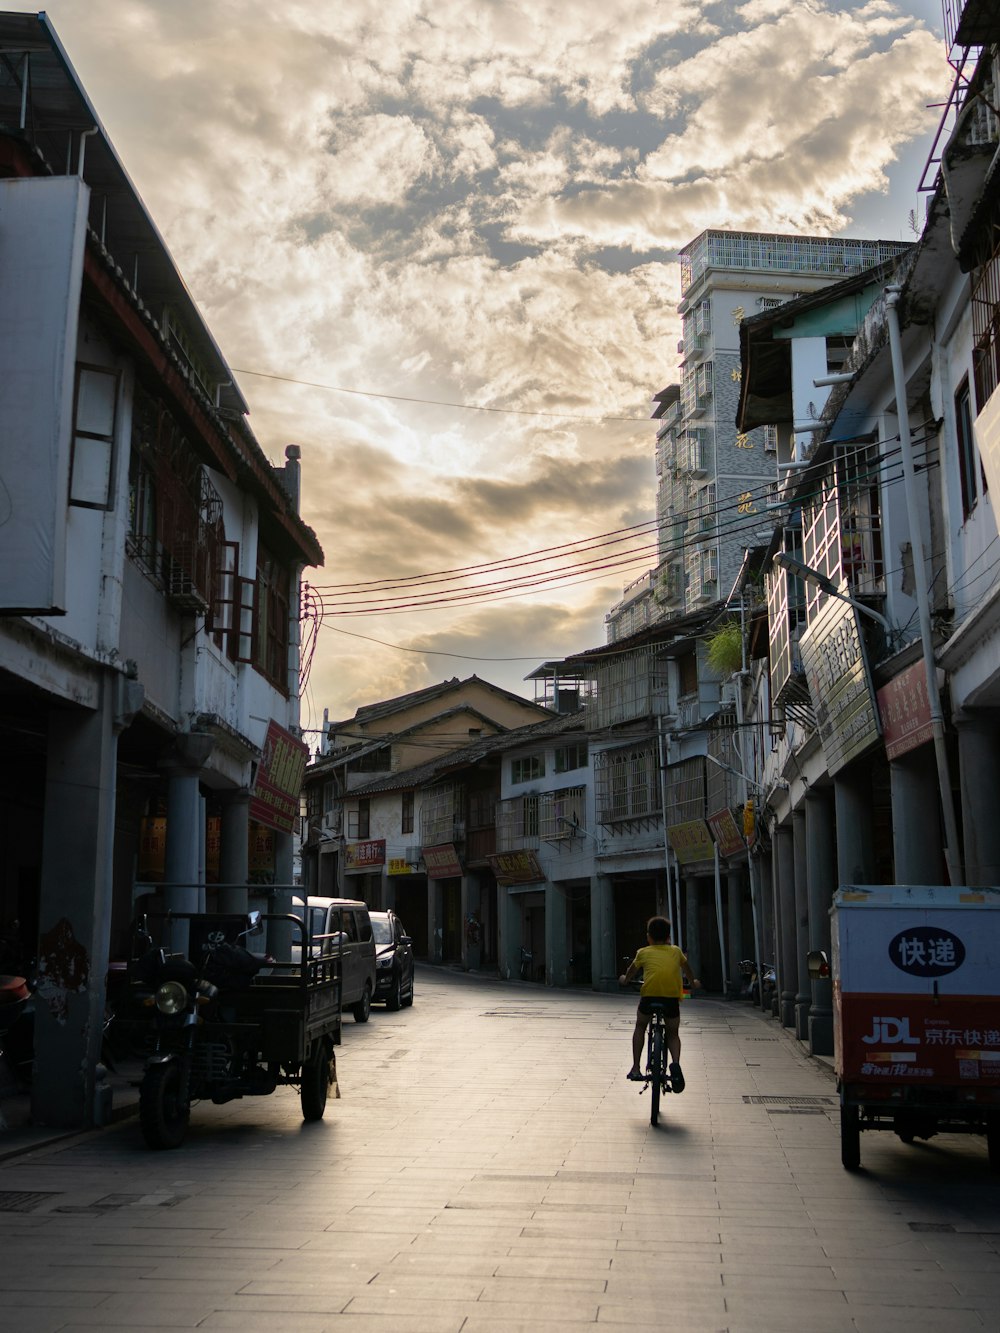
[388,858,414,876]
[667,820,715,865]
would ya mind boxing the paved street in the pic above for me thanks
[0,969,998,1333]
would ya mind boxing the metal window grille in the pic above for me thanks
[972,197,1000,409]
[589,647,670,728]
[664,756,706,825]
[538,786,586,838]
[421,782,464,845]
[595,744,658,823]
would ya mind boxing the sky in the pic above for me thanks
[12,0,949,737]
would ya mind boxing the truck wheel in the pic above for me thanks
[353,982,372,1023]
[987,1113,1000,1174]
[840,1103,861,1171]
[140,1062,189,1150]
[300,1040,331,1122]
[385,973,402,1011]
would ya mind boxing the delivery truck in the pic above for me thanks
[816,884,1000,1172]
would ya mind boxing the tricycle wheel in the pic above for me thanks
[352,982,372,1023]
[300,1040,332,1122]
[987,1112,1000,1175]
[140,1061,189,1150]
[840,1103,861,1172]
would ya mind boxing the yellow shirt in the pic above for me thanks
[632,943,688,998]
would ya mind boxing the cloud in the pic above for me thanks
[26,0,943,722]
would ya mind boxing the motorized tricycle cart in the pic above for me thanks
[819,884,1000,1172]
[119,908,342,1149]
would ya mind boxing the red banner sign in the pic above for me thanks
[487,850,544,885]
[345,839,386,871]
[706,807,746,859]
[877,661,933,762]
[423,843,462,879]
[249,719,309,834]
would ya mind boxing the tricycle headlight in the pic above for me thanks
[155,980,189,1015]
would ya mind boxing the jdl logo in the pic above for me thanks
[862,1016,920,1045]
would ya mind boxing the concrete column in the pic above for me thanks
[957,717,1000,885]
[792,810,810,1040]
[773,824,798,1028]
[461,873,482,972]
[759,852,774,966]
[590,873,615,991]
[834,766,876,887]
[498,882,519,980]
[684,876,702,979]
[727,864,744,995]
[545,882,569,987]
[890,747,945,884]
[265,829,296,961]
[805,790,835,1057]
[33,677,118,1129]
[218,790,250,913]
[428,879,444,964]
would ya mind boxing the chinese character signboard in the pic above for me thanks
[706,807,746,858]
[487,850,544,885]
[877,660,933,761]
[387,858,415,876]
[423,843,462,879]
[345,839,386,872]
[249,719,309,834]
[832,887,1000,1087]
[799,595,881,777]
[667,819,715,865]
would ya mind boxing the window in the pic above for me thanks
[512,754,544,784]
[554,743,587,774]
[348,799,370,840]
[522,794,539,837]
[678,651,698,696]
[255,543,291,692]
[956,378,984,520]
[71,365,118,508]
[401,791,414,835]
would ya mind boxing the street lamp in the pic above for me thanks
[771,551,893,637]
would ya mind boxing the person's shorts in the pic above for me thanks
[638,996,680,1018]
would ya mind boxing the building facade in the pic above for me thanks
[0,14,322,1129]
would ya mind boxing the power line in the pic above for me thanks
[234,367,648,423]
[308,436,937,615]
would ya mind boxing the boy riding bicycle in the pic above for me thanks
[619,915,699,1089]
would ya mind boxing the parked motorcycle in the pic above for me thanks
[738,959,776,1007]
[519,946,533,981]
[0,973,33,1086]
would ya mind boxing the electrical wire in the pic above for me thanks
[307,436,939,616]
[233,366,647,423]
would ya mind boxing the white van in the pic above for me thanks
[292,896,377,1023]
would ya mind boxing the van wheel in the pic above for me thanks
[402,971,414,1007]
[385,974,402,1011]
[353,982,372,1023]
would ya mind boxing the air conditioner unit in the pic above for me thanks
[321,810,341,835]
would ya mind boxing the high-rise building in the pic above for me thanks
[606,231,911,640]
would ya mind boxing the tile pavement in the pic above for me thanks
[0,968,998,1331]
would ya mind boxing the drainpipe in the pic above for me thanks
[884,285,963,885]
[77,126,99,177]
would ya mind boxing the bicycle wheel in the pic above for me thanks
[649,1025,663,1126]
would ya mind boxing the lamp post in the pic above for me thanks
[884,285,963,887]
[771,551,893,637]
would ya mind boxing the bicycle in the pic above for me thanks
[638,999,675,1126]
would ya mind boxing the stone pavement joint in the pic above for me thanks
[0,970,997,1331]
